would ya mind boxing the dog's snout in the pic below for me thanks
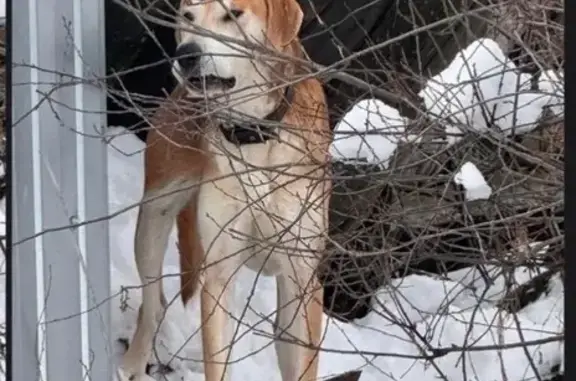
[175,43,202,72]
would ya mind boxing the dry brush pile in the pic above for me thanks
[319,0,565,324]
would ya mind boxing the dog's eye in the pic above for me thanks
[222,9,244,22]
[182,11,195,23]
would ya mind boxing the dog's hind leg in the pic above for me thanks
[119,179,195,381]
[177,196,204,306]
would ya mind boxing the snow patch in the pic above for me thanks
[330,38,565,164]
[100,128,562,381]
[420,38,559,138]
[330,99,417,168]
[453,161,493,201]
[0,127,563,381]
[538,69,565,117]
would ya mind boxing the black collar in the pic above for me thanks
[218,86,294,146]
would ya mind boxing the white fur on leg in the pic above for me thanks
[112,284,202,381]
[273,187,327,381]
[119,179,197,380]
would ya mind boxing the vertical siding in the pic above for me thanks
[11,0,111,378]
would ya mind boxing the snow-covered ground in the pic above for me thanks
[106,127,563,381]
[2,38,565,380]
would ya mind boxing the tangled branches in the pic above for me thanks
[8,0,564,380]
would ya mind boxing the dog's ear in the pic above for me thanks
[265,0,304,49]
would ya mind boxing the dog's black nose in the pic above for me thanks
[175,43,202,73]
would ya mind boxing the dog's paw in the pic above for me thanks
[116,338,188,381]
[147,363,175,378]
[148,364,197,381]
[112,289,203,378]
[116,358,196,381]
[116,367,156,381]
[114,309,186,369]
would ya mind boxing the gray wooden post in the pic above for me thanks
[11,0,112,379]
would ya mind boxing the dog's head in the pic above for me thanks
[173,0,304,103]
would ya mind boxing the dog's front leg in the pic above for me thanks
[197,193,248,381]
[275,260,324,381]
[120,180,195,381]
[200,262,238,381]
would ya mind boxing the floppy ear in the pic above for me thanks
[265,0,304,49]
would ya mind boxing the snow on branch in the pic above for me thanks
[329,99,417,168]
[330,38,564,163]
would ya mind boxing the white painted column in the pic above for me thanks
[12,0,112,378]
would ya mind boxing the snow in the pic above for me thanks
[538,70,565,117]
[330,99,417,167]
[420,38,562,138]
[104,146,563,380]
[1,127,562,381]
[453,162,493,201]
[41,127,567,381]
[2,37,564,381]
[331,38,565,163]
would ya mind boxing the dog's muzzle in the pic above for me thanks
[174,42,236,90]
[175,42,202,76]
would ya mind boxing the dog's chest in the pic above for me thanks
[208,140,284,209]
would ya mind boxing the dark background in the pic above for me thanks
[105,0,489,140]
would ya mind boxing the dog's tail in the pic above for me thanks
[176,199,203,306]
